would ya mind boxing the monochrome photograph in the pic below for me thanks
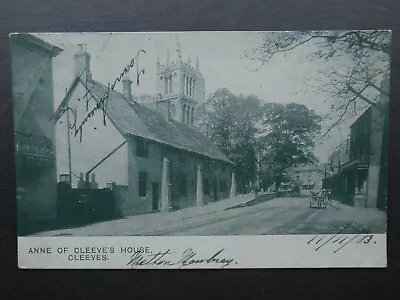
[12,31,389,240]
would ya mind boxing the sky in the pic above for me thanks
[35,31,360,171]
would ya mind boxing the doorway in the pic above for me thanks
[213,179,218,201]
[152,182,159,211]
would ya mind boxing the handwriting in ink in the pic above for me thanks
[126,248,236,269]
[53,49,146,142]
[307,223,376,254]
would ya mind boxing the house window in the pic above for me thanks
[203,179,210,195]
[139,172,147,197]
[219,180,227,192]
[179,176,187,196]
[221,164,226,172]
[179,151,185,163]
[137,138,148,157]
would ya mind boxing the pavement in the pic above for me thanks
[32,194,387,236]
[32,193,257,236]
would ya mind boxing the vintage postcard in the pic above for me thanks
[12,31,389,269]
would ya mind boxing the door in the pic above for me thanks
[213,179,218,201]
[152,182,159,211]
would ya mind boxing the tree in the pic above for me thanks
[205,88,262,193]
[248,30,390,137]
[259,102,322,193]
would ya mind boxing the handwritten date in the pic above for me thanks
[307,233,375,254]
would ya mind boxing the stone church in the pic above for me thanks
[55,43,235,217]
[137,42,208,131]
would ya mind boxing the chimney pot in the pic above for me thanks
[122,77,133,101]
[74,44,92,81]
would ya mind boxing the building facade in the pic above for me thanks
[323,75,389,209]
[54,45,233,217]
[11,34,63,226]
[287,165,325,191]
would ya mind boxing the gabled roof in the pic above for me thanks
[11,34,63,57]
[84,79,232,164]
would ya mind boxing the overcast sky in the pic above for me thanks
[35,32,357,167]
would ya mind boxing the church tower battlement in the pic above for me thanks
[155,40,206,125]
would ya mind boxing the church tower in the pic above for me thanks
[155,40,205,125]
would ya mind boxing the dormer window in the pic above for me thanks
[137,138,149,157]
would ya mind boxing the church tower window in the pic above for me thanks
[185,75,189,95]
[182,104,186,122]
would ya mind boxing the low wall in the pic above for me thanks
[242,192,281,207]
[114,185,150,217]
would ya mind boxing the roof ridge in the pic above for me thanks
[87,79,232,164]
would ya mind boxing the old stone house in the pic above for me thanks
[54,45,234,217]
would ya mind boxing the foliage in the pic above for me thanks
[204,88,322,193]
[248,30,391,137]
[205,88,261,193]
[259,102,322,191]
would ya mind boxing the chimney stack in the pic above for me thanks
[122,76,133,101]
[90,173,98,189]
[155,99,172,122]
[74,44,92,81]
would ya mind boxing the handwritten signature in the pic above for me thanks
[126,248,237,269]
[52,49,146,142]
[306,223,376,254]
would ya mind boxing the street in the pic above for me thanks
[144,197,386,236]
[33,196,386,236]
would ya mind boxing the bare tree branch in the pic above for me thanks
[346,83,386,113]
[317,96,357,140]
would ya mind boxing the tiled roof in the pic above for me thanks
[85,79,232,164]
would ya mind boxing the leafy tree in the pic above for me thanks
[204,88,321,195]
[205,88,262,193]
[260,102,322,193]
[248,30,390,137]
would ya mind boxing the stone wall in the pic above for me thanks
[123,136,233,216]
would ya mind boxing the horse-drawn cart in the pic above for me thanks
[310,189,328,209]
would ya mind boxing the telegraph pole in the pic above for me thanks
[66,88,72,184]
